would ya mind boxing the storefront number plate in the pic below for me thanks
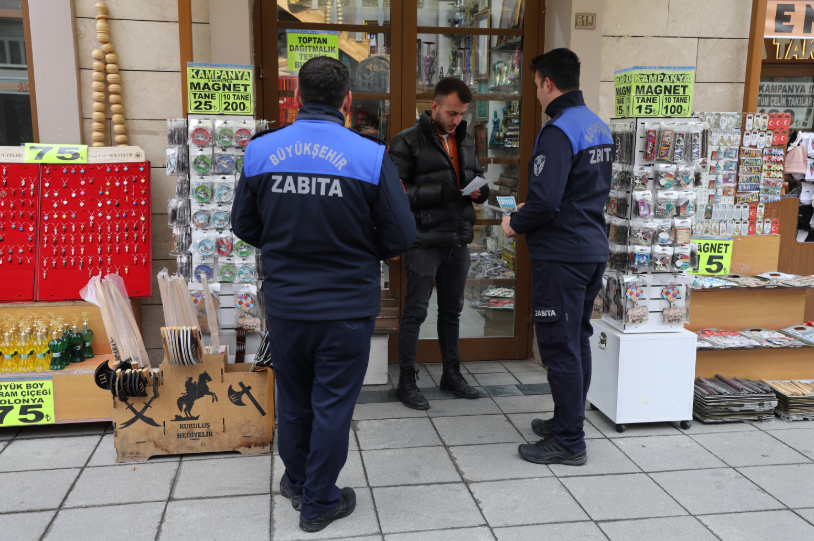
[0,376,55,426]
[691,238,734,276]
[24,143,88,164]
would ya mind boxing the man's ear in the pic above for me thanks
[341,91,353,115]
[431,100,439,118]
[295,88,303,108]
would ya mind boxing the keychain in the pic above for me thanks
[661,285,688,323]
[626,284,648,323]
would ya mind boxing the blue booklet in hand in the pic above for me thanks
[496,196,517,214]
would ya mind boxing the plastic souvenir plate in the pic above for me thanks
[219,263,236,282]
[215,184,234,203]
[235,240,253,257]
[216,127,234,147]
[216,155,235,174]
[211,210,230,229]
[196,238,216,256]
[235,127,252,146]
[192,210,210,229]
[193,154,212,173]
[191,126,211,146]
[216,237,233,256]
[193,184,212,203]
[194,264,213,282]
[237,265,255,282]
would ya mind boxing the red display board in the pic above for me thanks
[0,163,41,301]
[30,162,152,302]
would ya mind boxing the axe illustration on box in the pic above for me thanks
[228,382,266,416]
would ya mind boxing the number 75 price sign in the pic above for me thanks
[691,238,734,275]
[24,143,87,164]
[0,377,55,427]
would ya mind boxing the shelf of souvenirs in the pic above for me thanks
[690,274,814,291]
[695,327,814,350]
[1,354,113,377]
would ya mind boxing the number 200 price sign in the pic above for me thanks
[0,377,55,427]
[691,238,734,276]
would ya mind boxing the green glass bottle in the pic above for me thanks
[69,325,83,363]
[49,330,66,370]
[80,321,95,359]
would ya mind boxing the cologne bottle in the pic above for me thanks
[49,331,66,370]
[17,332,32,372]
[33,332,50,372]
[69,325,83,364]
[80,321,95,359]
[1,333,17,373]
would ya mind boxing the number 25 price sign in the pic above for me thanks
[0,376,55,427]
[691,238,734,275]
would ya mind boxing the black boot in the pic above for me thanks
[299,487,356,532]
[518,436,587,466]
[439,360,479,399]
[395,368,429,410]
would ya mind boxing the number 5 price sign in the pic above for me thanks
[24,143,88,164]
[691,237,734,275]
[0,376,56,427]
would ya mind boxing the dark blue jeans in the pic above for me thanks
[268,315,374,519]
[398,245,471,369]
[532,260,605,453]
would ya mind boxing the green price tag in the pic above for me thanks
[24,144,87,164]
[286,30,339,72]
[691,238,733,275]
[187,62,254,115]
[0,377,55,427]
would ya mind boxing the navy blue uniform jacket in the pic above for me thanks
[509,91,613,263]
[231,103,417,321]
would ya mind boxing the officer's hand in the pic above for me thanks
[517,203,525,210]
[469,189,482,199]
[502,216,517,238]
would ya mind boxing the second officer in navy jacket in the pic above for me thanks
[232,57,415,533]
[503,48,613,467]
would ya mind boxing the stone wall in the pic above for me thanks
[597,0,754,122]
[73,0,210,365]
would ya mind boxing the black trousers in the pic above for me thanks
[269,315,374,519]
[532,260,605,453]
[398,245,471,369]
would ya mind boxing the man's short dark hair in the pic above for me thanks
[298,56,350,110]
[529,48,580,92]
[433,77,473,104]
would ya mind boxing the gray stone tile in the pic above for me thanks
[672,420,759,433]
[494,522,607,541]
[0,441,5,454]
[586,410,681,438]
[516,383,551,395]
[374,483,484,533]
[426,397,501,417]
[797,508,814,525]
[0,426,20,440]
[0,435,100,472]
[754,419,814,431]
[273,451,367,490]
[0,511,55,541]
[561,473,687,521]
[599,516,719,541]
[473,373,519,387]
[766,428,814,460]
[691,430,811,467]
[356,418,441,450]
[471,478,587,527]
[16,422,108,439]
[175,455,270,499]
[420,387,458,400]
[161,494,270,541]
[613,435,728,472]
[354,401,428,421]
[48,502,164,541]
[650,468,784,515]
[357,390,392,404]
[362,446,461,487]
[274,488,379,540]
[492,395,555,414]
[500,361,545,374]
[386,527,495,541]
[362,380,394,391]
[483,385,524,397]
[463,361,508,374]
[513,372,548,385]
[0,468,79,512]
[179,451,243,460]
[506,413,604,442]
[699,510,814,541]
[548,439,641,477]
[65,462,178,507]
[450,443,553,482]
[87,434,180,467]
[432,415,524,446]
[738,463,814,508]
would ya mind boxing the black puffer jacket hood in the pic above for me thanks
[389,110,488,247]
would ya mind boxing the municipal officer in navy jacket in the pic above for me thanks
[502,48,612,466]
[232,57,416,532]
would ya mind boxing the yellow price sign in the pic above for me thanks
[0,376,55,427]
[24,144,88,164]
[691,238,734,275]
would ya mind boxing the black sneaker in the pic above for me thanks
[531,418,554,438]
[299,487,357,533]
[518,436,587,466]
[280,473,302,511]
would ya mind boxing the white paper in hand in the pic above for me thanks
[462,176,490,195]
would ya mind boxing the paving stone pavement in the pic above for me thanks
[1,360,814,540]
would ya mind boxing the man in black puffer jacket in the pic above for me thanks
[389,77,489,410]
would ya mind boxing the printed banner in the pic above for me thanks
[0,376,55,427]
[766,2,814,38]
[614,66,695,118]
[286,30,339,72]
[187,63,254,115]
[691,238,734,275]
[757,81,814,129]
